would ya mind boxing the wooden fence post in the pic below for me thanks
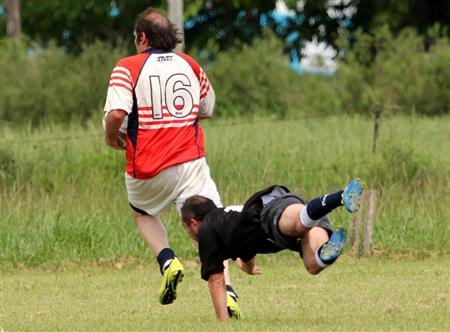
[364,189,377,254]
[350,191,365,255]
[372,107,381,154]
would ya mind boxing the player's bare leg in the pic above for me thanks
[133,212,184,305]
[300,227,330,274]
[280,179,363,272]
[278,179,363,238]
[133,213,168,255]
[278,203,309,237]
[278,204,348,274]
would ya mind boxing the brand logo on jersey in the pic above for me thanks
[157,55,173,62]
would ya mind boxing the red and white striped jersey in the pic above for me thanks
[104,49,215,179]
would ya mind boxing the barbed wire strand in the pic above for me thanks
[1,130,370,146]
[0,111,370,145]
[1,134,102,145]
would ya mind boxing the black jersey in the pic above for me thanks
[198,185,292,281]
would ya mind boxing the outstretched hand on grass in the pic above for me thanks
[236,257,261,275]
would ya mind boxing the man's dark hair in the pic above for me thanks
[134,7,182,50]
[181,195,217,226]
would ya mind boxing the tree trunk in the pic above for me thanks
[167,0,184,51]
[5,0,21,38]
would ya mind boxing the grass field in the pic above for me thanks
[1,115,449,268]
[0,115,449,330]
[2,255,449,331]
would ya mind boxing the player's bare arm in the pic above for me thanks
[237,257,261,275]
[104,109,127,150]
[208,272,228,321]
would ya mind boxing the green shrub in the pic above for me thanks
[206,25,449,118]
[0,39,125,126]
[206,33,303,119]
[368,144,443,190]
[1,25,448,126]
[336,25,450,115]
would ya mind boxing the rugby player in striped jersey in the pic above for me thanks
[103,7,240,317]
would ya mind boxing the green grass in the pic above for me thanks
[1,114,449,267]
[1,256,449,331]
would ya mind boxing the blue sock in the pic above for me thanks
[157,248,175,275]
[306,190,344,220]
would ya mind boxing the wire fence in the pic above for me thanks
[1,113,448,171]
[0,133,102,145]
[0,110,365,143]
[1,115,449,198]
[2,110,449,147]
[0,119,25,127]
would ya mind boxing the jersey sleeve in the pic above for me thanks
[104,60,134,114]
[198,219,225,281]
[197,66,215,118]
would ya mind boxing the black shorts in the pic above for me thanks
[260,188,332,253]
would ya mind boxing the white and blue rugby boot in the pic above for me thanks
[342,178,364,213]
[317,227,348,266]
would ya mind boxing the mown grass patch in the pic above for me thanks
[1,256,448,331]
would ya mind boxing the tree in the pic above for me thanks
[351,0,450,36]
[0,0,351,56]
[183,0,343,60]
[4,0,21,38]
[184,0,449,61]
[4,0,163,53]
[1,0,448,57]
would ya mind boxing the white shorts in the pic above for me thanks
[125,157,222,215]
